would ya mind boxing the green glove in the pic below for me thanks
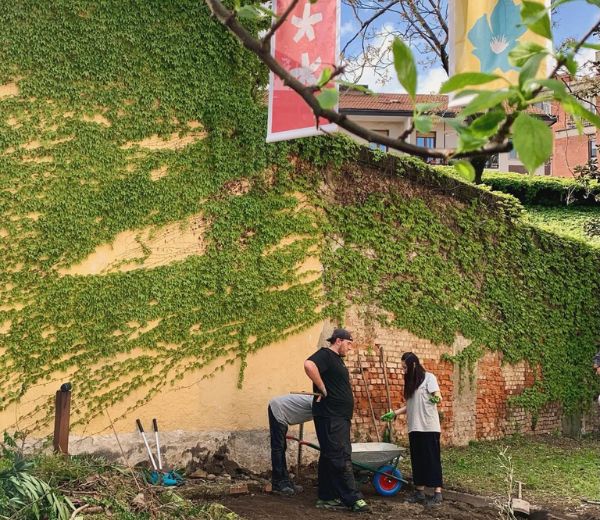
[429,394,441,404]
[381,410,396,422]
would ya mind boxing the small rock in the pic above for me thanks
[189,469,208,479]
[207,474,216,481]
[265,483,273,492]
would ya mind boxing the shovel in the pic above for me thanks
[136,419,184,486]
[512,481,530,516]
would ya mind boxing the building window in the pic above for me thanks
[590,140,598,159]
[416,132,436,149]
[508,138,518,159]
[485,154,499,169]
[369,129,389,151]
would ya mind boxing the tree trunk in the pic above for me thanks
[471,156,488,185]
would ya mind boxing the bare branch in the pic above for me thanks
[204,0,513,160]
[340,0,400,59]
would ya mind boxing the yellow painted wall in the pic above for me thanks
[0,202,324,438]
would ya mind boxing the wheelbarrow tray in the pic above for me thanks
[351,442,405,467]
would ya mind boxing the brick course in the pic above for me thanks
[344,308,591,445]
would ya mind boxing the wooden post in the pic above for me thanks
[53,388,71,457]
[296,422,304,478]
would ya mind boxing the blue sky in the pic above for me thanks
[340,0,600,94]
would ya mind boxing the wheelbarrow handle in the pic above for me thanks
[285,435,320,451]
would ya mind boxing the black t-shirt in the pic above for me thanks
[308,347,354,419]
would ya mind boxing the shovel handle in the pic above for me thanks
[136,419,144,433]
[153,419,158,432]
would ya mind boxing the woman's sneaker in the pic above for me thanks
[351,499,371,513]
[426,493,443,506]
[406,490,426,504]
[316,499,345,509]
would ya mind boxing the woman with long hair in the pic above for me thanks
[381,352,443,505]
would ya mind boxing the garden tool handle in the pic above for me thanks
[153,419,158,432]
[136,419,144,433]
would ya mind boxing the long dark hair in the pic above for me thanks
[402,352,426,400]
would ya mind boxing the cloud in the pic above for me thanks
[342,25,448,94]
[575,47,598,77]
[340,20,357,37]
[418,67,448,94]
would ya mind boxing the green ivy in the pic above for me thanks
[0,1,597,431]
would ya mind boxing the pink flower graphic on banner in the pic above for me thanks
[289,53,322,85]
[292,3,323,42]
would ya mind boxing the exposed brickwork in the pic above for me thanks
[550,75,598,178]
[344,307,591,445]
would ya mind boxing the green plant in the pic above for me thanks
[0,456,73,520]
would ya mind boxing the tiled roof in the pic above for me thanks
[338,92,549,117]
[339,93,449,113]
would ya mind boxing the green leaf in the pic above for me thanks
[512,113,553,174]
[578,42,600,51]
[335,81,375,95]
[235,5,260,19]
[561,96,600,128]
[520,1,552,40]
[317,67,331,88]
[519,52,546,91]
[456,131,488,154]
[454,161,476,182]
[509,41,548,68]
[469,110,506,138]
[392,38,417,101]
[415,102,442,115]
[316,88,339,109]
[524,78,567,100]
[564,54,578,77]
[460,91,512,117]
[439,73,502,94]
[414,115,433,134]
[255,4,278,17]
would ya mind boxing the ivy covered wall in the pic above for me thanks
[0,0,597,436]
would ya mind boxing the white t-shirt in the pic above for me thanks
[269,394,313,426]
[406,372,441,433]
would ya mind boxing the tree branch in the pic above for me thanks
[205,0,513,159]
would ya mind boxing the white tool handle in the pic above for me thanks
[153,419,163,471]
[137,419,158,470]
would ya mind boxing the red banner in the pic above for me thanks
[267,0,339,142]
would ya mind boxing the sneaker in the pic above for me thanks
[351,499,371,513]
[316,499,345,509]
[278,484,295,496]
[406,491,426,504]
[425,493,443,506]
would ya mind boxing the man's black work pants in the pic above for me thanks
[314,416,363,506]
[268,405,290,490]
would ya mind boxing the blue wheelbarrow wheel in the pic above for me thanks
[373,465,403,496]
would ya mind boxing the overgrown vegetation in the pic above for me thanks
[0,0,598,433]
[0,432,241,520]
[443,435,599,505]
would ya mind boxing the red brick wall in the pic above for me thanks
[343,309,572,445]
[550,82,598,178]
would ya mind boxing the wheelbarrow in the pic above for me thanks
[286,435,407,497]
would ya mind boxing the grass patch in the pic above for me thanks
[442,435,599,505]
[524,205,600,247]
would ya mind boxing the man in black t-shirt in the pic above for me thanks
[303,329,370,513]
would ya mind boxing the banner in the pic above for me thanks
[267,0,339,142]
[449,0,551,91]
